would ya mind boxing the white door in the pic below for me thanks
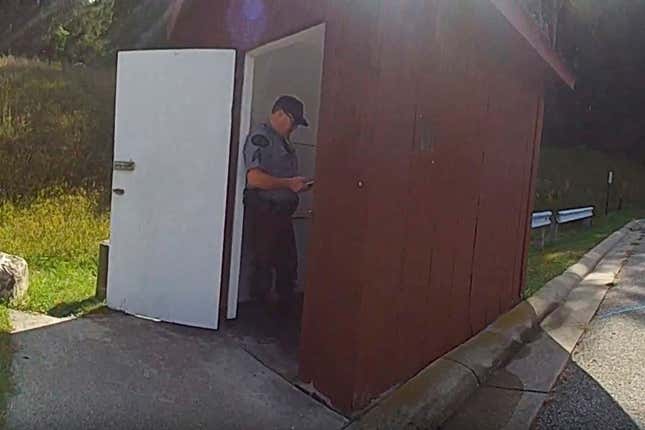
[107,49,236,330]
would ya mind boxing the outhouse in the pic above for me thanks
[107,0,575,413]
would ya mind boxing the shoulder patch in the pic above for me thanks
[251,135,270,148]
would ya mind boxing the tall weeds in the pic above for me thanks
[0,56,114,202]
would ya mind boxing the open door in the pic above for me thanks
[107,49,236,330]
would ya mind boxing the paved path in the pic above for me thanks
[533,232,645,429]
[8,309,73,333]
[4,311,346,430]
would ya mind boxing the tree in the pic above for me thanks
[0,0,78,58]
[544,0,645,161]
[43,0,115,64]
[1,0,173,64]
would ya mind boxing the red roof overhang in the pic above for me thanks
[168,0,576,90]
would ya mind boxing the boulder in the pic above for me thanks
[0,252,29,303]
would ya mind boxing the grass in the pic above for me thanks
[524,208,645,297]
[0,189,639,316]
[0,189,109,319]
[0,308,9,333]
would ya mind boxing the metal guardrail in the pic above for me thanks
[556,206,594,224]
[531,206,594,249]
[531,211,553,229]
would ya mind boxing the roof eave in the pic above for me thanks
[489,0,576,90]
[166,0,187,41]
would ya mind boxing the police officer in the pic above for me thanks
[243,95,311,314]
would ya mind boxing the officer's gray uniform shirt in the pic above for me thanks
[243,123,299,205]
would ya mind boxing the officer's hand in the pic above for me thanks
[286,176,308,193]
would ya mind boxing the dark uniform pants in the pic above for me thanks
[244,193,298,303]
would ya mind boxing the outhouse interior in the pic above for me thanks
[222,24,326,383]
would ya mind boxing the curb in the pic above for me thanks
[348,220,638,430]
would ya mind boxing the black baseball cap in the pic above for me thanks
[273,95,309,127]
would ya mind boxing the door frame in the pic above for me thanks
[227,23,326,319]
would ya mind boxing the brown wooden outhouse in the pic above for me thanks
[167,0,575,413]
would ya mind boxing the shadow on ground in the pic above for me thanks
[532,361,638,429]
[0,333,13,429]
[46,297,104,318]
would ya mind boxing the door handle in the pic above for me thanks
[114,160,136,171]
[113,188,125,196]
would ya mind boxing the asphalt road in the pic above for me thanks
[533,230,645,429]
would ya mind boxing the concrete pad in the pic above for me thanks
[6,311,346,430]
[484,330,570,392]
[441,386,548,430]
[567,260,596,280]
[565,229,626,280]
[222,301,301,382]
[580,271,616,286]
[527,272,580,321]
[552,272,583,297]
[537,238,632,354]
[444,302,540,383]
[445,331,519,383]
[542,284,608,331]
[486,301,538,343]
[350,359,478,430]
[9,309,74,333]
[541,317,587,353]
[540,286,603,354]
[539,254,625,353]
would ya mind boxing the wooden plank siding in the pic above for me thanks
[171,0,552,413]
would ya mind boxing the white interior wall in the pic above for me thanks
[250,41,323,147]
[237,31,325,302]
